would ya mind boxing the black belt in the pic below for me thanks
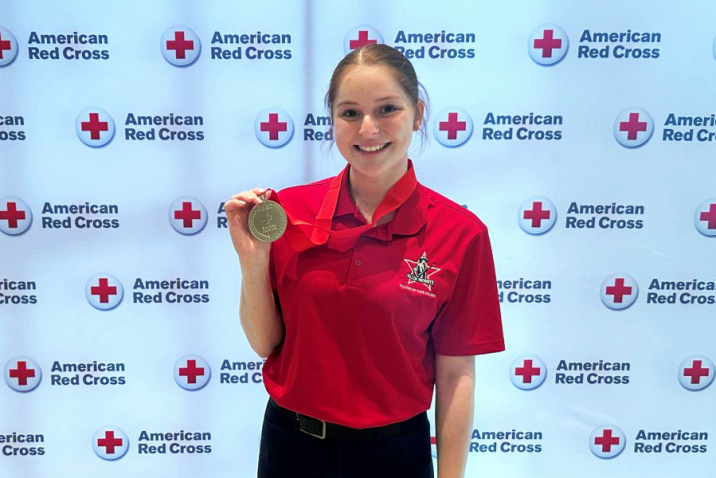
[269,398,423,440]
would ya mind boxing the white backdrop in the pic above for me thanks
[1,1,715,477]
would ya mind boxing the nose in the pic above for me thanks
[359,114,379,136]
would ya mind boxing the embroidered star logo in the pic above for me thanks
[404,252,442,291]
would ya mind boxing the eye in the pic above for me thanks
[340,109,359,118]
[380,105,398,114]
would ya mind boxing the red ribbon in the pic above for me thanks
[275,161,417,252]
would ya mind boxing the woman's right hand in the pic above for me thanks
[224,188,273,262]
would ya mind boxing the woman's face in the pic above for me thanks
[332,65,422,181]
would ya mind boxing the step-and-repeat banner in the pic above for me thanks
[1,1,714,476]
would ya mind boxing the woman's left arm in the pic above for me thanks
[435,353,475,478]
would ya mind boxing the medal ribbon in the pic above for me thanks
[276,161,417,252]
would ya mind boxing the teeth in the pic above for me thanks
[358,143,388,152]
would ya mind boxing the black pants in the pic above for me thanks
[257,398,434,478]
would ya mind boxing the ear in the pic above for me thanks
[413,101,426,131]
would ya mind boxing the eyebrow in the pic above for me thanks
[336,96,402,107]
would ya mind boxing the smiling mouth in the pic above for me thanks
[355,142,390,152]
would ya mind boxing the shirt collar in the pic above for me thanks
[334,160,428,239]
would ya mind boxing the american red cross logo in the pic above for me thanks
[439,113,467,140]
[9,361,36,386]
[0,32,11,59]
[523,202,551,227]
[260,113,288,141]
[700,204,716,230]
[82,113,109,140]
[619,113,648,141]
[515,359,541,384]
[606,278,632,303]
[534,29,562,58]
[684,360,711,384]
[174,201,202,227]
[0,202,25,228]
[179,360,205,384]
[167,31,194,60]
[91,278,118,304]
[97,431,123,455]
[594,429,620,453]
[350,30,377,50]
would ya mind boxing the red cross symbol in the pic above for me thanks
[606,278,632,303]
[523,202,551,227]
[166,31,194,59]
[0,32,12,59]
[700,204,716,230]
[260,113,288,141]
[0,202,26,228]
[619,113,648,141]
[684,360,711,384]
[179,360,205,384]
[91,278,118,304]
[594,429,620,453]
[9,361,36,386]
[97,431,123,454]
[515,360,541,384]
[81,113,109,140]
[350,30,378,50]
[534,30,562,58]
[174,202,202,228]
[439,113,467,140]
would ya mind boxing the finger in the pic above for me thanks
[235,192,258,203]
[223,199,248,214]
[229,189,262,201]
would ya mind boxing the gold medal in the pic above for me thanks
[248,195,287,242]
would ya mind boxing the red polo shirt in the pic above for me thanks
[263,162,504,428]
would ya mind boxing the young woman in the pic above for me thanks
[226,44,504,478]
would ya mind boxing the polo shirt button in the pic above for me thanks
[361,236,367,241]
[354,260,362,267]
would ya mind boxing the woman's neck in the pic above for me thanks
[348,160,408,223]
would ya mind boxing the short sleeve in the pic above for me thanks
[431,228,505,356]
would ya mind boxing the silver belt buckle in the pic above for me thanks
[297,413,327,439]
